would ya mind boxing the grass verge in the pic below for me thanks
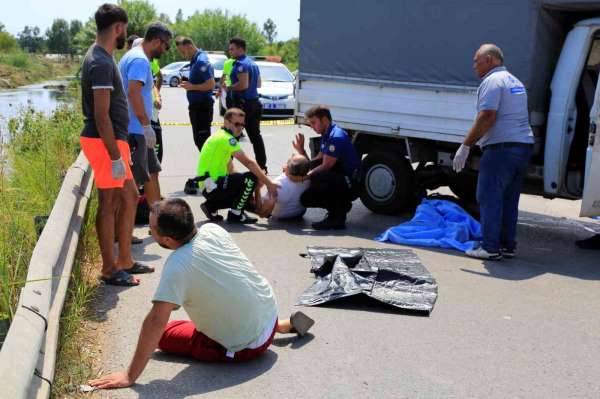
[51,193,104,398]
[0,104,81,344]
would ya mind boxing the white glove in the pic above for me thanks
[111,157,126,180]
[453,144,471,173]
[143,125,157,148]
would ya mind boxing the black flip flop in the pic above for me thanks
[123,262,155,274]
[290,311,315,337]
[100,270,139,287]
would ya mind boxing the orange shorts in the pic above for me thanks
[80,137,133,189]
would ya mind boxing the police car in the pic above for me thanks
[161,53,227,88]
[220,60,296,117]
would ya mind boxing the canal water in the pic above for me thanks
[0,80,72,141]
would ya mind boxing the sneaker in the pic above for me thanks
[201,202,223,222]
[501,248,515,258]
[575,234,600,250]
[465,247,502,260]
[227,211,258,224]
[312,215,346,230]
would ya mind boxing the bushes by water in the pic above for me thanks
[0,104,82,345]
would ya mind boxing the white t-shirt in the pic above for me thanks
[153,224,278,352]
[263,174,310,219]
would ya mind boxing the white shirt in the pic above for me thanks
[263,174,310,219]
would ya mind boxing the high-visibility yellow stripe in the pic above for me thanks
[161,119,295,127]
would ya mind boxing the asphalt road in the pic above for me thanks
[91,87,600,399]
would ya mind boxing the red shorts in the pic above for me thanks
[80,137,133,189]
[158,320,277,363]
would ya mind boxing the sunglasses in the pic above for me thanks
[234,122,246,128]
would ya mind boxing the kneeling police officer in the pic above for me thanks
[197,108,279,224]
[293,105,361,230]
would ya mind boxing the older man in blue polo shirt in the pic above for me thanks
[453,44,534,260]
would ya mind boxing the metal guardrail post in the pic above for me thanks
[0,152,92,399]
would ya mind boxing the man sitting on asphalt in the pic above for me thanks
[89,198,314,389]
[252,154,311,220]
[197,108,279,224]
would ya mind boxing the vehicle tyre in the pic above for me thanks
[448,172,478,203]
[360,151,416,214]
[169,77,179,87]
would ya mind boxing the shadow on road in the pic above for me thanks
[131,350,278,398]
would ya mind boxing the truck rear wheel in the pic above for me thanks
[360,151,415,214]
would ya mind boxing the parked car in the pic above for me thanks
[161,53,227,88]
[219,61,296,117]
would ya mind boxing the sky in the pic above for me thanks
[2,0,301,40]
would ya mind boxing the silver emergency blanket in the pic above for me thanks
[296,247,438,314]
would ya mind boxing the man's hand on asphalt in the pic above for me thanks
[111,157,127,180]
[293,133,306,155]
[453,144,471,173]
[89,371,134,389]
[143,125,157,148]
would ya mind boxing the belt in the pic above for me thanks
[482,142,533,151]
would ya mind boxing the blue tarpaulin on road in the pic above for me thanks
[376,199,482,252]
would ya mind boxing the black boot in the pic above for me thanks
[312,213,346,230]
[200,202,223,222]
[227,210,258,224]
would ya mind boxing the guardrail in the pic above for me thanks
[0,152,93,399]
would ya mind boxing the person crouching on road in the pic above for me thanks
[175,36,215,153]
[293,105,362,230]
[198,108,280,224]
[453,44,534,260]
[253,154,311,220]
[89,199,315,390]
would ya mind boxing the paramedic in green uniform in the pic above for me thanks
[198,108,279,224]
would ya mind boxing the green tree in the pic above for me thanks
[17,26,45,53]
[174,9,266,54]
[175,9,184,24]
[0,31,17,52]
[262,18,277,44]
[261,38,299,71]
[69,20,83,41]
[46,18,71,53]
[0,22,5,32]
[72,18,96,55]
[118,0,158,37]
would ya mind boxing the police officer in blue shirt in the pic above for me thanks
[175,36,215,153]
[293,105,362,230]
[228,37,267,172]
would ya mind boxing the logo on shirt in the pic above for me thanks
[510,87,525,94]
[238,66,244,72]
[329,145,336,152]
[229,138,237,146]
[201,65,207,72]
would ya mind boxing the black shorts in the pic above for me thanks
[128,134,162,185]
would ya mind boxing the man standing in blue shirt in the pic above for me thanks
[119,22,172,207]
[228,37,267,172]
[453,44,534,260]
[293,106,362,230]
[175,36,215,153]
